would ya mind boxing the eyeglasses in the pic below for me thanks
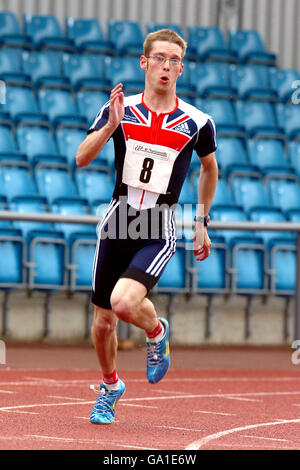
[147,55,182,68]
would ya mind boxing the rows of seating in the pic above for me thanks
[0,11,299,298]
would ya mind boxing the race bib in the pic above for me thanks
[122,139,179,195]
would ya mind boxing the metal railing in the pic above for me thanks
[0,210,299,340]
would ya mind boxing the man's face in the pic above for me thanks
[140,40,184,94]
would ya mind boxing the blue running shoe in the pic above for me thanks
[146,317,170,384]
[90,379,126,424]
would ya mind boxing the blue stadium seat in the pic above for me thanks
[210,176,233,208]
[23,13,75,52]
[275,103,300,140]
[190,235,229,293]
[62,53,109,91]
[0,47,23,75]
[0,10,31,49]
[288,141,300,177]
[16,122,59,164]
[209,205,250,244]
[9,195,53,240]
[69,231,97,292]
[0,159,37,200]
[51,197,94,242]
[178,178,196,204]
[0,228,25,288]
[248,207,291,247]
[26,228,67,291]
[266,175,300,212]
[35,164,78,204]
[4,83,42,122]
[188,62,236,99]
[104,56,145,92]
[0,196,12,229]
[38,86,80,125]
[228,29,276,66]
[230,173,271,212]
[0,121,18,153]
[108,19,144,56]
[22,50,62,86]
[195,98,240,135]
[76,90,109,128]
[55,125,87,169]
[246,137,289,174]
[269,68,300,103]
[215,136,248,175]
[156,245,188,292]
[269,238,296,295]
[65,17,115,55]
[229,64,277,101]
[187,26,237,63]
[234,100,282,138]
[146,22,184,37]
[230,237,266,293]
[75,168,114,205]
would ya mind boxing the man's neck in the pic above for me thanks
[142,88,177,115]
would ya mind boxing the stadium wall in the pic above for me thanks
[1,0,300,70]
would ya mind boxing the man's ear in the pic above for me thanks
[140,55,148,71]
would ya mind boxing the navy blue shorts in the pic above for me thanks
[91,199,176,309]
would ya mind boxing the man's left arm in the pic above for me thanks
[193,152,218,261]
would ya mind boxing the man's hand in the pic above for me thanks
[108,83,125,131]
[193,224,212,261]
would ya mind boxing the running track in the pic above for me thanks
[1,343,300,451]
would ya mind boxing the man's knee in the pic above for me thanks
[91,306,117,338]
[110,293,134,323]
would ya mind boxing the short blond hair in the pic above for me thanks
[143,29,187,59]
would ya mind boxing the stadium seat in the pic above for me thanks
[23,13,75,52]
[68,231,97,292]
[229,64,277,101]
[16,122,59,164]
[230,172,271,212]
[107,19,144,56]
[0,159,37,201]
[188,62,237,99]
[195,98,240,135]
[75,167,114,205]
[104,56,145,92]
[209,205,251,245]
[248,207,291,247]
[0,196,12,229]
[22,50,62,86]
[215,136,249,175]
[55,125,87,169]
[9,195,53,240]
[275,103,300,140]
[187,26,238,63]
[288,141,300,177]
[0,47,23,76]
[246,137,290,174]
[234,100,282,138]
[35,164,78,204]
[210,176,233,208]
[76,89,109,127]
[4,83,43,122]
[146,22,184,37]
[0,121,18,153]
[38,86,81,125]
[228,29,276,66]
[26,228,67,291]
[269,238,296,295]
[178,178,196,204]
[65,17,115,55]
[61,53,109,91]
[156,245,188,292]
[266,175,300,212]
[51,197,94,242]
[0,228,25,288]
[0,10,31,49]
[269,68,300,103]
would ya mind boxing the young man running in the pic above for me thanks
[76,29,218,424]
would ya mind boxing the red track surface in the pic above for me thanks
[1,343,300,451]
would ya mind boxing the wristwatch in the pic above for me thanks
[194,215,210,227]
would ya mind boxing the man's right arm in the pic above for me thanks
[76,83,125,168]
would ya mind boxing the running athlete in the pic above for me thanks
[76,29,218,424]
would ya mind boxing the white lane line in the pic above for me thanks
[0,390,14,394]
[1,410,39,415]
[185,418,300,450]
[119,403,158,409]
[223,396,262,402]
[47,395,87,401]
[193,410,236,416]
[242,434,290,442]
